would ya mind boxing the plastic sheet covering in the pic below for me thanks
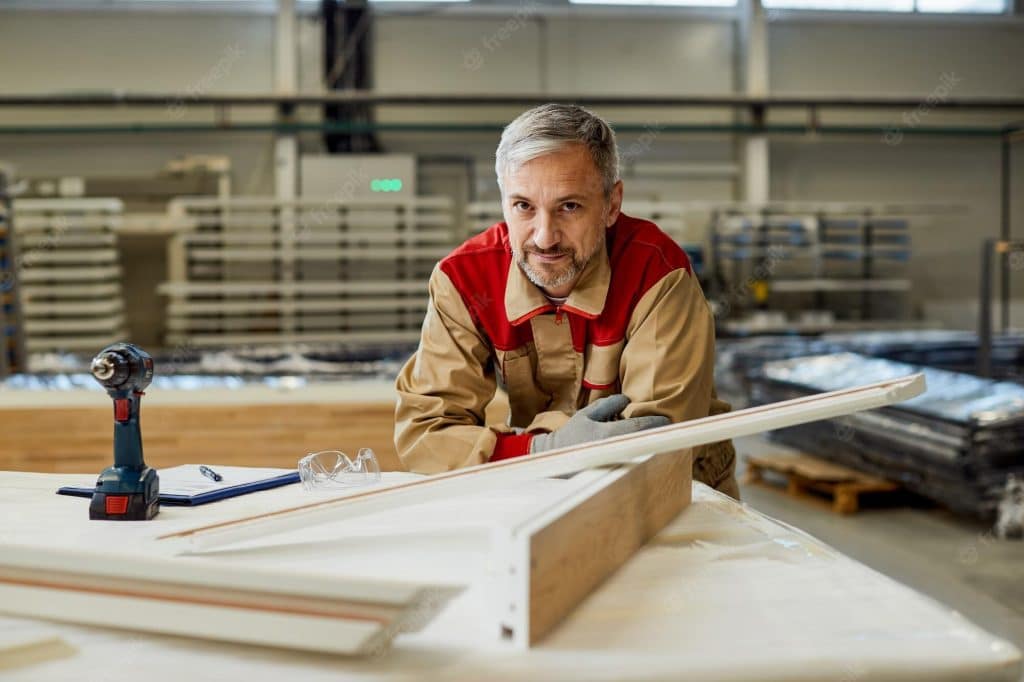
[1,472,1020,680]
[8,344,415,392]
[763,353,1024,426]
[751,352,1024,518]
[821,330,1024,381]
[717,330,1024,395]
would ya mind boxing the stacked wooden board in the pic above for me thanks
[12,199,127,353]
[160,196,454,348]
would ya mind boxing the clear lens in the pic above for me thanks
[298,448,382,491]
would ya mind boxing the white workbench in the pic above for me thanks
[0,471,1020,682]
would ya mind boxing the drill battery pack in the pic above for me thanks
[89,491,159,521]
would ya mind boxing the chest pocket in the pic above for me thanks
[496,313,583,428]
[498,349,548,429]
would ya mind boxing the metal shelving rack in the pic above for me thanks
[0,171,27,376]
[710,207,912,334]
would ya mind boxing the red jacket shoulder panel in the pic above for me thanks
[437,216,693,351]
[439,222,529,351]
[591,215,693,346]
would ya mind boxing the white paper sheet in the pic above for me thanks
[155,464,295,496]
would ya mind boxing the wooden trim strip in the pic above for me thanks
[0,566,394,624]
[0,545,462,656]
[159,373,925,552]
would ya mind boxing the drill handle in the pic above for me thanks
[112,393,146,471]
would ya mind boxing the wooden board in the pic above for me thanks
[495,448,693,647]
[0,402,403,474]
[744,452,901,514]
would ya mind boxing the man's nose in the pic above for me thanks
[532,212,560,250]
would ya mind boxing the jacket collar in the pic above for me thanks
[505,226,612,326]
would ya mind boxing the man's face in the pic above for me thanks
[502,143,623,298]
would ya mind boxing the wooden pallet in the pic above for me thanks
[743,452,901,514]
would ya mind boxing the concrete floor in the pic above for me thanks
[735,434,1024,674]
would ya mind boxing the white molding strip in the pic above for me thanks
[0,544,460,657]
[160,373,925,553]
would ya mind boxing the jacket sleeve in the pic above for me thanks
[395,265,531,473]
[619,267,717,423]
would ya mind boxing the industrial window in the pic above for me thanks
[762,0,1008,12]
[20,0,1009,10]
[569,0,738,6]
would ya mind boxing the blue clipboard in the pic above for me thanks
[57,466,300,507]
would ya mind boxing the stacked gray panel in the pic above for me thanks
[748,352,1024,518]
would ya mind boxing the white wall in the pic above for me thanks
[768,18,1024,314]
[0,7,1021,327]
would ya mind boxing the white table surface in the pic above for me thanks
[0,470,1020,682]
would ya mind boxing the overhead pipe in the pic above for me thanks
[0,121,1015,137]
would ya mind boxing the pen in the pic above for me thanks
[199,465,223,482]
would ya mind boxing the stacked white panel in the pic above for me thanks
[160,196,455,348]
[13,199,127,353]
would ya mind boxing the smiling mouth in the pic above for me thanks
[529,252,568,263]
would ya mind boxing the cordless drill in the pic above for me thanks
[89,342,160,521]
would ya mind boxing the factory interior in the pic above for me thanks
[1,0,1023,679]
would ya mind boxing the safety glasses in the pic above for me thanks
[298,448,381,491]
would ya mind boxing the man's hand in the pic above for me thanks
[529,394,670,453]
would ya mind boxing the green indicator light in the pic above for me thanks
[370,178,404,192]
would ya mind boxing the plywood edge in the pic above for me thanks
[0,633,77,672]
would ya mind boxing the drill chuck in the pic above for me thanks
[90,355,116,382]
[91,344,154,394]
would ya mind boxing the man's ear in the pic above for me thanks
[606,180,624,228]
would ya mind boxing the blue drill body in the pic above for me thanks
[89,343,160,521]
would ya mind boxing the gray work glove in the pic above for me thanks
[529,394,671,453]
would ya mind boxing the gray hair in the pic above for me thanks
[495,103,620,196]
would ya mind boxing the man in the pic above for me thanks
[394,103,738,498]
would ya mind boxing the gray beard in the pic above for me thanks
[513,234,604,293]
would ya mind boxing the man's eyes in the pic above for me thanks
[511,201,581,212]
